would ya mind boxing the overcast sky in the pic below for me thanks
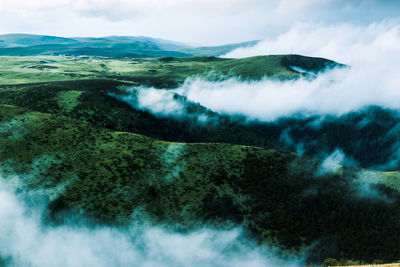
[0,0,399,45]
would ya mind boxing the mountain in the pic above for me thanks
[0,33,260,57]
[0,33,78,46]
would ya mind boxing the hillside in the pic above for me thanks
[0,34,259,57]
[1,55,400,265]
[0,55,395,172]
[2,102,400,264]
[0,54,339,86]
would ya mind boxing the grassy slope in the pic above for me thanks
[2,57,393,171]
[1,103,400,263]
[338,264,400,267]
[1,55,400,263]
[0,103,287,225]
[0,54,338,86]
[0,55,342,162]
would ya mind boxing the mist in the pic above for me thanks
[105,20,400,172]
[0,179,303,267]
[108,21,399,123]
[316,149,346,175]
[190,21,400,120]
[115,87,185,117]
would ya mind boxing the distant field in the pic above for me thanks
[0,54,337,86]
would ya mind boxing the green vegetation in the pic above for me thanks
[1,103,400,263]
[0,68,393,172]
[0,54,337,86]
[0,54,399,265]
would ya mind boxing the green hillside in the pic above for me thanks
[1,102,400,264]
[1,54,399,265]
[0,34,78,47]
[0,34,259,57]
[0,54,339,86]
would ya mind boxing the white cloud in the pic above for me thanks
[317,149,345,175]
[135,88,185,116]
[156,21,400,120]
[224,21,400,64]
[277,0,332,12]
[0,0,399,45]
[110,21,400,122]
[0,180,302,267]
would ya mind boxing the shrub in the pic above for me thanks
[323,258,338,266]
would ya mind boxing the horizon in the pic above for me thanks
[0,33,260,47]
[0,0,399,46]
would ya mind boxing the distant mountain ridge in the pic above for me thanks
[0,33,259,57]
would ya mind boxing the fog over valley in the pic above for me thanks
[1,1,400,266]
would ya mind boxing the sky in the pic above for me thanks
[0,0,399,45]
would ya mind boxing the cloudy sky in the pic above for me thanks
[0,0,399,45]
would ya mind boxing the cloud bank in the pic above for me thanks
[160,21,400,121]
[124,87,185,117]
[108,21,400,121]
[110,20,400,171]
[0,180,302,267]
[224,21,400,64]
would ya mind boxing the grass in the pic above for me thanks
[1,54,398,264]
[2,102,400,263]
[0,104,259,225]
[56,90,83,112]
[355,170,400,192]
[324,264,400,267]
[0,54,337,86]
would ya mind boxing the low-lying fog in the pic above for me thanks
[112,20,400,171]
[0,180,302,267]
[128,21,400,121]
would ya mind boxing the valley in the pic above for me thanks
[0,52,399,265]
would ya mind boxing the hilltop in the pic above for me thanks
[0,33,258,58]
[0,53,340,86]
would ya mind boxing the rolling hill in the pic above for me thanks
[0,54,399,265]
[0,34,259,57]
[0,54,340,86]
